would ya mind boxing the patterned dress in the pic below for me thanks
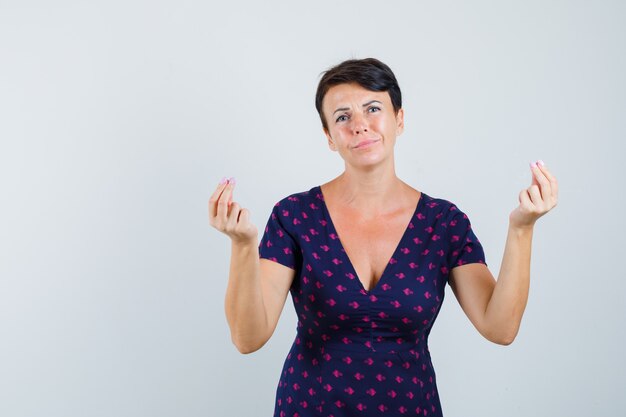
[258,185,487,417]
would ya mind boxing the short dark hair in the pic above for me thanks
[315,57,402,131]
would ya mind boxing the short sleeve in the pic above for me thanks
[258,198,301,271]
[446,205,487,270]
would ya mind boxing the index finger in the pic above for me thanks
[537,162,558,199]
[530,162,552,199]
[209,179,230,218]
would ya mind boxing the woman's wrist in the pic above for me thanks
[507,221,535,238]
[231,236,258,251]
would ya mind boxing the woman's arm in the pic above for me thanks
[209,179,295,354]
[449,160,558,345]
[449,227,531,345]
[225,239,268,352]
[225,241,295,354]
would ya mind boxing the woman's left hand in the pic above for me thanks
[509,160,559,229]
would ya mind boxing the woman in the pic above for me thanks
[209,58,558,417]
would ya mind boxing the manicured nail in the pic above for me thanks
[537,160,545,167]
[219,176,228,185]
[529,161,537,168]
[228,177,236,185]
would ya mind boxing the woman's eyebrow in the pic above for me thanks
[362,99,382,107]
[333,100,382,115]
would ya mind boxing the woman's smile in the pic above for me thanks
[353,139,380,149]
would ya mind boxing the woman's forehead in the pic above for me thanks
[323,83,391,110]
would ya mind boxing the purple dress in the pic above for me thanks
[258,185,487,417]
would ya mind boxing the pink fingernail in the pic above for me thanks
[537,160,545,167]
[228,177,236,185]
[529,161,537,168]
[219,176,228,184]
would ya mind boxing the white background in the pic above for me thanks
[1,1,625,416]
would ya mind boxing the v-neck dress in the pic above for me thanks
[258,185,487,417]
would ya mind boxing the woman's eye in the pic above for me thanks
[336,115,348,122]
[368,106,381,113]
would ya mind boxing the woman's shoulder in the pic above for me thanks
[419,191,470,218]
[269,185,321,209]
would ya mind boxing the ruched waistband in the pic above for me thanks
[296,333,424,355]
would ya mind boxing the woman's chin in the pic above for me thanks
[345,153,392,168]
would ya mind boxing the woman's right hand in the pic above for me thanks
[209,177,258,244]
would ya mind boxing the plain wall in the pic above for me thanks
[1,1,625,416]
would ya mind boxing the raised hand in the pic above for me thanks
[509,160,559,229]
[209,177,258,244]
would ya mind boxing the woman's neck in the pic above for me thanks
[321,167,418,218]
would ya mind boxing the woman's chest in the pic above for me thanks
[295,209,448,330]
[332,215,411,292]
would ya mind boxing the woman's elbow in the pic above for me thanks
[235,344,260,354]
[232,335,267,354]
[483,327,518,346]
[491,334,515,346]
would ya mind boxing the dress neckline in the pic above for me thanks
[315,185,425,294]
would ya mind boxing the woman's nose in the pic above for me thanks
[351,113,369,134]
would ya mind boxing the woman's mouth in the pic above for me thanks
[354,139,380,149]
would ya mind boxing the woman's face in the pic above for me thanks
[322,82,404,167]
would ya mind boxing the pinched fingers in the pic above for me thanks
[208,179,229,219]
[209,177,235,227]
[530,161,552,202]
[208,177,257,242]
[537,162,559,204]
[511,161,558,228]
[526,160,559,214]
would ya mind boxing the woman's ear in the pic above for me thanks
[396,108,405,136]
[324,128,337,151]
